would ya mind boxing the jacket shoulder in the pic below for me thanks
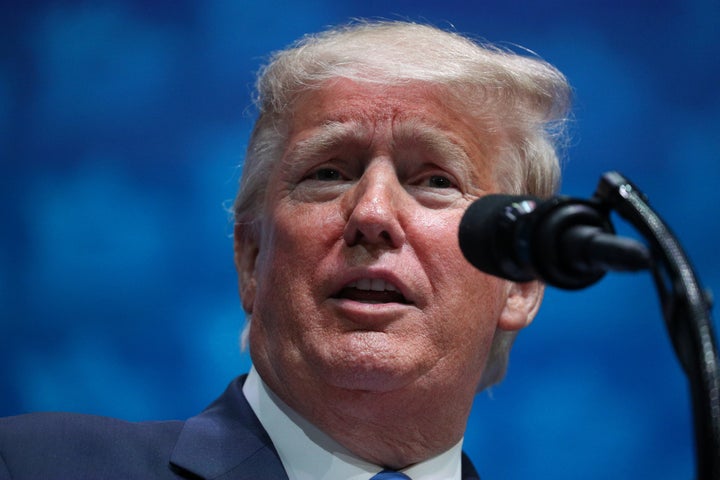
[0,412,184,479]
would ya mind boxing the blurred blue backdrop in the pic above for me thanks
[2,1,719,479]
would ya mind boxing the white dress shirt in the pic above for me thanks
[243,367,462,480]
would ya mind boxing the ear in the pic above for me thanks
[234,222,260,314]
[497,280,544,331]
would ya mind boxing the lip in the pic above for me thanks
[329,267,419,307]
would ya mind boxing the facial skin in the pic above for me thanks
[235,79,542,467]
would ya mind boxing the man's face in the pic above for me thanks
[237,79,541,405]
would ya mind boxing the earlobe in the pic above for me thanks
[497,280,544,331]
[234,222,260,314]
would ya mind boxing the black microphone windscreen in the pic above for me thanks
[458,194,538,282]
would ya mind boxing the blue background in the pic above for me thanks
[2,1,719,479]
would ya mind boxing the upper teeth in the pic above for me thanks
[348,278,398,292]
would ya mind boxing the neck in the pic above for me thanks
[257,366,475,469]
[317,392,469,469]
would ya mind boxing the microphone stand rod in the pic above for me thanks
[594,171,720,480]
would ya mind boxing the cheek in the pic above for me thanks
[439,264,507,377]
[260,203,339,260]
[417,211,507,332]
[248,213,320,358]
[252,204,343,310]
[413,210,480,288]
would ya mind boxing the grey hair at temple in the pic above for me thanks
[233,20,572,390]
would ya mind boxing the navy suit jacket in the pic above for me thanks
[0,375,480,479]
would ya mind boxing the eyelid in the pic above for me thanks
[408,167,462,191]
[429,173,458,188]
[301,160,356,183]
[305,165,344,181]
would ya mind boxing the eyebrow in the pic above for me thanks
[283,121,371,164]
[392,120,476,183]
[281,119,478,186]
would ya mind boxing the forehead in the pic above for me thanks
[286,79,499,177]
[290,78,476,132]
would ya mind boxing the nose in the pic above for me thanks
[343,160,406,249]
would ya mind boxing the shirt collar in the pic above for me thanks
[243,366,463,480]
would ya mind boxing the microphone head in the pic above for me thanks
[459,194,613,289]
[458,194,539,282]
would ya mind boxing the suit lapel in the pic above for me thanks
[170,375,480,480]
[461,452,481,480]
[169,375,289,480]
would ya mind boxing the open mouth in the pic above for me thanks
[334,278,411,305]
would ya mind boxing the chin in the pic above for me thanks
[309,333,430,394]
[322,367,420,394]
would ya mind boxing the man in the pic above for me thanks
[0,20,570,479]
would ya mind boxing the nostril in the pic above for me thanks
[345,229,362,247]
[343,225,396,248]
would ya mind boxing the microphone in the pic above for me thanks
[458,194,652,290]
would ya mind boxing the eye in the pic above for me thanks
[427,174,455,189]
[308,167,343,181]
